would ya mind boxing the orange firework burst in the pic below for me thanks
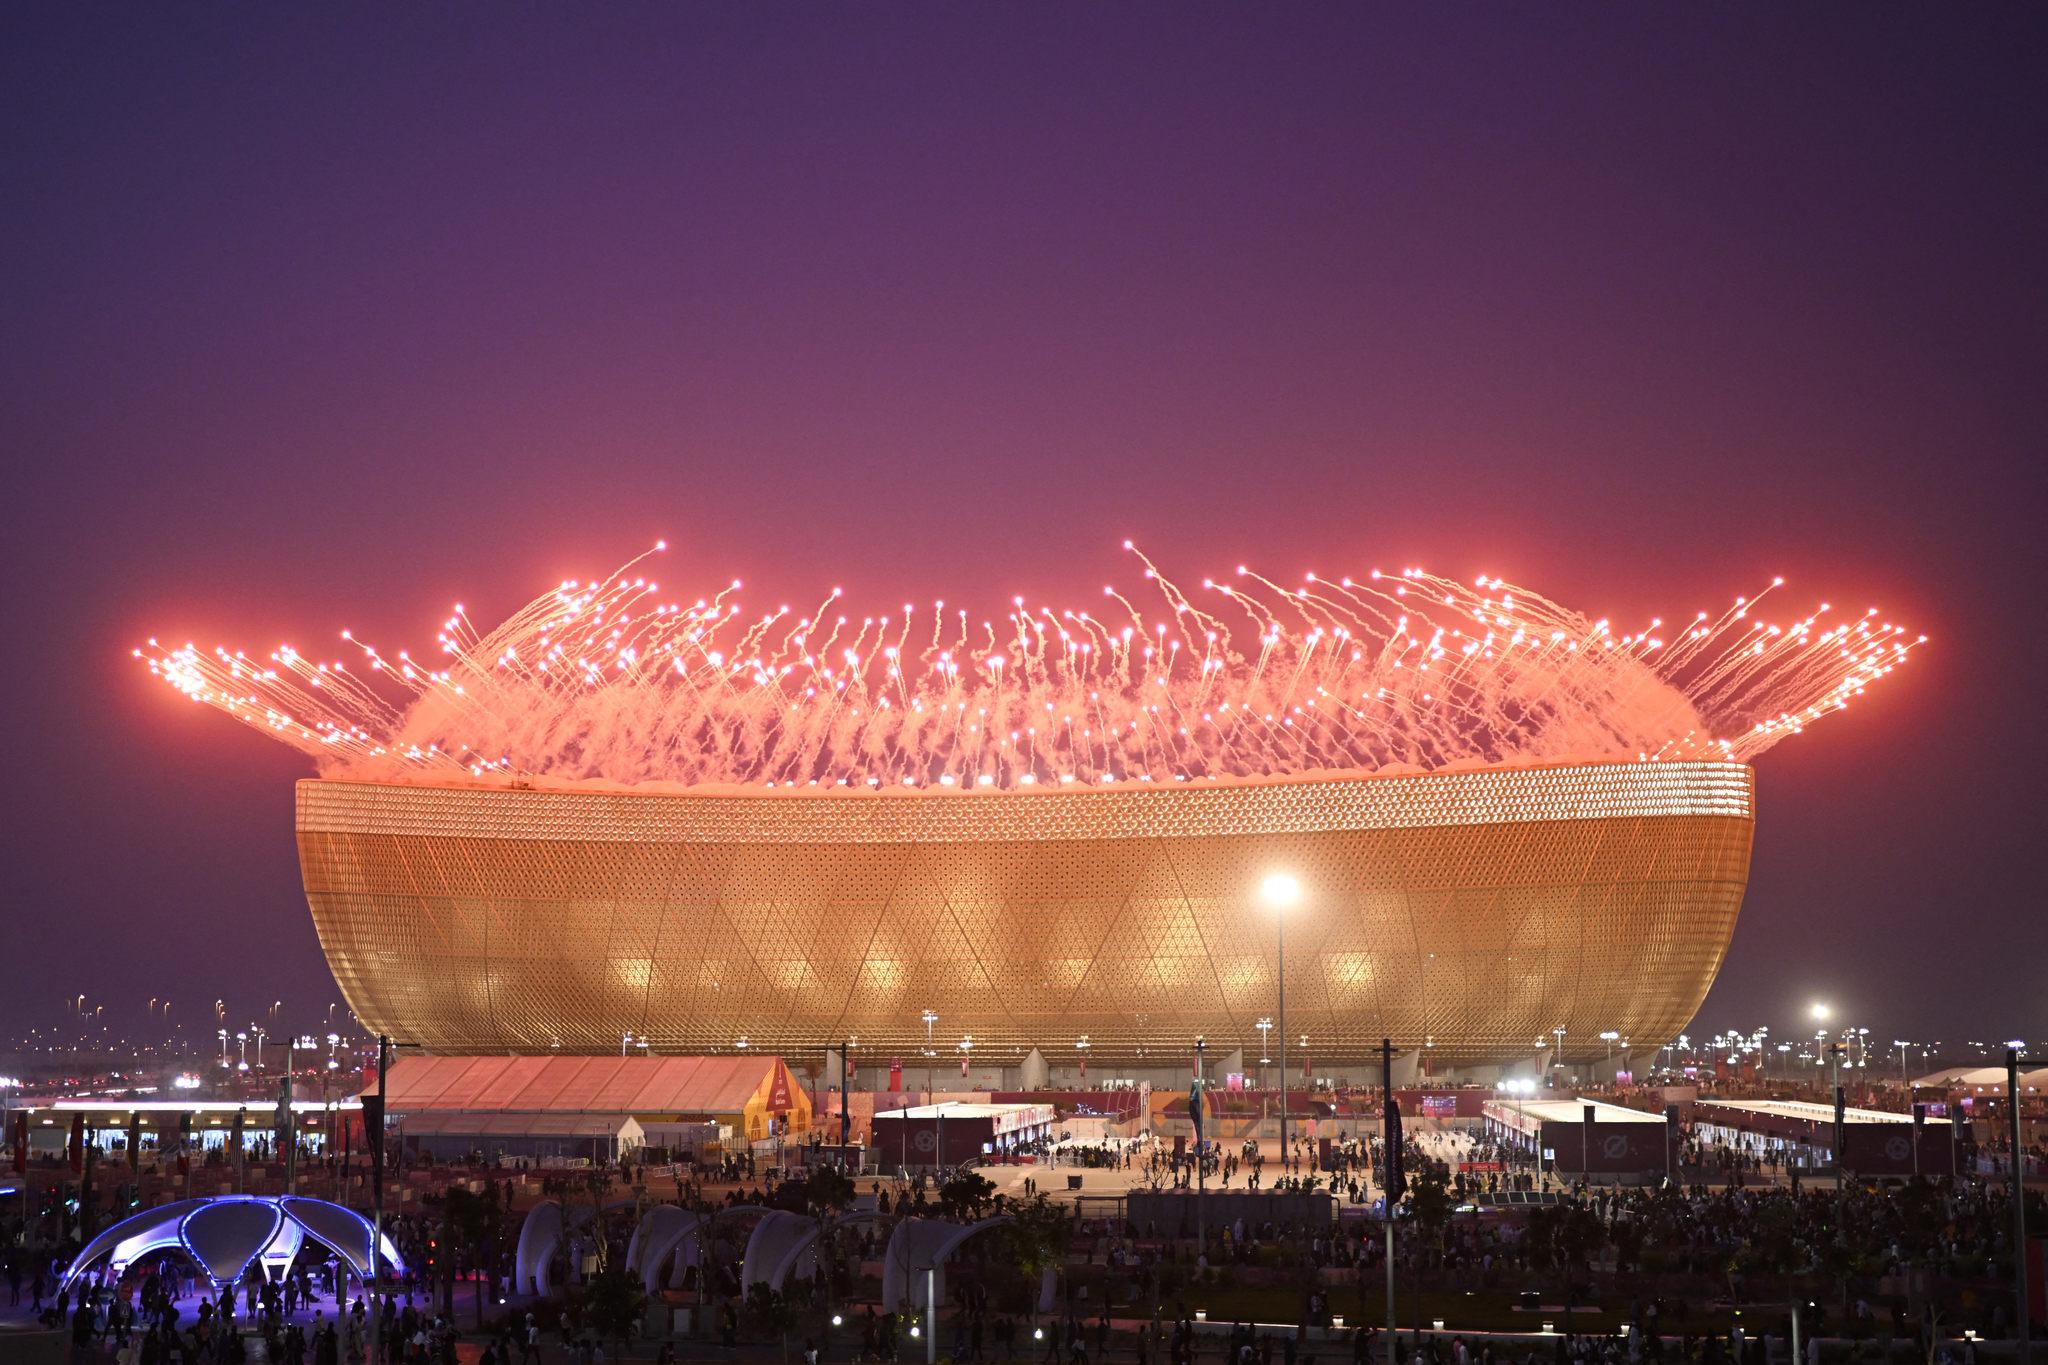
[137,542,1920,791]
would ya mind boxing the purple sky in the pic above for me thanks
[5,7,2043,1052]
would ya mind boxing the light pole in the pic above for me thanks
[921,1009,938,1168]
[1255,1018,1273,1093]
[1828,1041,1845,1189]
[1551,1026,1566,1085]
[218,1029,230,1068]
[368,1033,390,1365]
[325,1033,340,1191]
[951,1036,971,1165]
[839,1039,855,1146]
[1260,873,1301,1162]
[1193,1036,1207,1258]
[2006,1043,2030,1365]
[1075,1036,1090,1085]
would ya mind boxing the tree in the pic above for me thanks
[582,1267,648,1350]
[745,1283,804,1363]
[803,1164,857,1216]
[997,1193,1073,1320]
[938,1170,998,1220]
[443,1184,507,1329]
[1405,1166,1454,1345]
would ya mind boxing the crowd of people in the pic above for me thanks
[2,1105,2040,1363]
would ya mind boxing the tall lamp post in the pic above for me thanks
[2008,1043,2031,1365]
[839,1039,855,1146]
[1192,1036,1207,1258]
[1260,873,1301,1161]
[1998,1047,2031,1365]
[921,1009,938,1168]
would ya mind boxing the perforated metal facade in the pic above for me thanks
[296,760,1754,1067]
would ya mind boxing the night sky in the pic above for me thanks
[5,8,2043,1052]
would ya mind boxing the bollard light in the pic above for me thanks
[1331,1316,1344,1329]
[1432,1320,1445,1332]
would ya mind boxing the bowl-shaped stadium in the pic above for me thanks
[297,758,1752,1073]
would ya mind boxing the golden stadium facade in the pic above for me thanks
[296,759,1754,1068]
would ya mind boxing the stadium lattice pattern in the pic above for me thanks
[298,759,1752,1067]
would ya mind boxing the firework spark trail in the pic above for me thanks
[137,543,1921,791]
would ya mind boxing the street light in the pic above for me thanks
[921,1009,938,1118]
[1193,1036,1209,1257]
[1256,1017,1274,1089]
[1260,872,1301,1162]
[1075,1036,1091,1084]
[1810,1002,1831,1023]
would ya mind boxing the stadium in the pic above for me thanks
[297,759,1752,1076]
[143,546,1909,1081]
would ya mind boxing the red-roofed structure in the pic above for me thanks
[362,1054,812,1144]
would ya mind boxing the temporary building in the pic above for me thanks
[364,1054,812,1147]
[395,1111,644,1163]
[871,1102,1055,1168]
[1482,1098,1669,1181]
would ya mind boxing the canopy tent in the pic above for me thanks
[364,1053,811,1144]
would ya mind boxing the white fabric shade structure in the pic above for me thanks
[740,1211,821,1299]
[622,1204,711,1296]
[736,1209,894,1301]
[514,1200,595,1298]
[62,1196,404,1291]
[882,1216,1035,1318]
[617,1203,774,1297]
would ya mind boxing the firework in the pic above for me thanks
[137,543,1919,791]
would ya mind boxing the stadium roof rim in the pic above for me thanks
[298,758,1754,846]
[310,755,1748,803]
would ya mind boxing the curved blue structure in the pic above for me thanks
[62,1195,404,1291]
